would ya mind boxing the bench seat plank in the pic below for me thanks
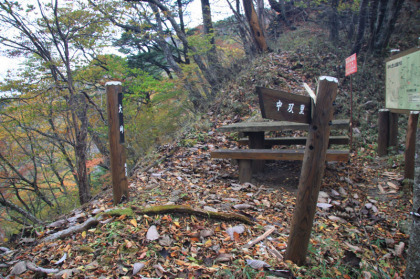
[237,135,349,147]
[217,119,349,133]
[211,149,349,161]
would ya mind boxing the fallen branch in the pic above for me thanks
[42,204,254,243]
[266,241,284,262]
[132,204,254,225]
[42,217,100,243]
[242,226,276,249]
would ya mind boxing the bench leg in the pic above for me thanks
[238,160,252,183]
[248,132,265,173]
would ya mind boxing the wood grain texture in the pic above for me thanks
[257,87,311,123]
[217,119,349,133]
[211,149,349,161]
[285,77,339,266]
[237,135,349,147]
[106,84,129,205]
[378,109,390,157]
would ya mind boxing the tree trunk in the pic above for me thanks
[201,0,223,88]
[177,0,190,64]
[148,0,220,88]
[329,0,339,44]
[226,0,256,56]
[256,0,265,33]
[405,126,420,278]
[268,0,290,26]
[73,94,91,204]
[369,0,405,53]
[352,0,369,54]
[201,0,217,55]
[242,0,268,53]
[150,4,204,110]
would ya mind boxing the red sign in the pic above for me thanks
[345,53,357,76]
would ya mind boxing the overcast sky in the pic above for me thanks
[0,0,234,83]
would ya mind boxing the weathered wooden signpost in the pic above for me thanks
[106,82,129,205]
[256,87,312,172]
[285,76,339,265]
[257,87,312,124]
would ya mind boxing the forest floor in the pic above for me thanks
[1,52,413,279]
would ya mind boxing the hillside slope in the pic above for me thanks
[1,47,413,278]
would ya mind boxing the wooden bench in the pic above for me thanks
[211,149,349,183]
[237,135,349,147]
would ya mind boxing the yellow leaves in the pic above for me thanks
[130,219,137,228]
[81,231,86,239]
[204,239,212,247]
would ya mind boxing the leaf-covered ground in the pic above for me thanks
[1,53,412,278]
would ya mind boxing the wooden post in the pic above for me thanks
[389,112,399,151]
[404,111,419,190]
[238,160,252,183]
[378,109,390,156]
[106,82,129,205]
[285,76,339,266]
[247,132,265,173]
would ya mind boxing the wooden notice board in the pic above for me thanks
[257,87,312,124]
[385,47,420,112]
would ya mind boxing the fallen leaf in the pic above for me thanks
[344,242,363,253]
[233,204,253,210]
[133,262,145,276]
[125,240,133,249]
[153,263,166,277]
[204,239,212,247]
[226,225,245,240]
[215,253,233,262]
[394,242,404,257]
[387,182,399,190]
[378,184,385,194]
[328,215,347,224]
[130,219,137,227]
[159,235,173,247]
[200,229,214,238]
[246,259,271,269]
[233,231,241,242]
[317,203,332,209]
[146,225,160,241]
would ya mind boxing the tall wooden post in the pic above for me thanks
[378,109,390,156]
[389,112,399,151]
[404,111,419,190]
[285,76,339,266]
[106,82,129,205]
